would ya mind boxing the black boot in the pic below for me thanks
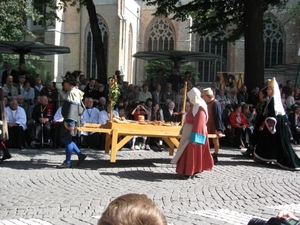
[1,148,12,161]
[212,153,218,163]
[242,145,254,156]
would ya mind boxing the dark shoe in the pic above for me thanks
[212,153,218,163]
[56,162,72,169]
[290,139,297,145]
[242,145,254,156]
[2,148,11,161]
[192,172,201,178]
[180,175,192,180]
[1,153,11,161]
[77,154,87,166]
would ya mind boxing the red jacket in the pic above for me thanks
[229,111,248,128]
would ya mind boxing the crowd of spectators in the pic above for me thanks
[0,61,299,152]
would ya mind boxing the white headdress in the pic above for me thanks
[187,87,208,122]
[268,77,285,116]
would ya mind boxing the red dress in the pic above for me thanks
[176,108,214,176]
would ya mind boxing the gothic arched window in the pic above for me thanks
[147,18,174,51]
[86,17,108,78]
[264,17,284,68]
[198,35,227,82]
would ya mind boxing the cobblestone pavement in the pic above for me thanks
[1,144,300,225]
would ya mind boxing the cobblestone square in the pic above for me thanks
[1,146,300,225]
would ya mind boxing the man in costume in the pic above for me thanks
[202,87,224,163]
[171,87,214,179]
[5,98,27,149]
[57,73,86,168]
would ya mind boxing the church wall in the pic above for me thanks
[40,0,300,87]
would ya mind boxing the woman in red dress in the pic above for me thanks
[171,87,214,179]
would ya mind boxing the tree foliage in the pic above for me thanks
[0,0,107,83]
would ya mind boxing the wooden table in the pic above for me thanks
[78,121,221,163]
[78,121,181,162]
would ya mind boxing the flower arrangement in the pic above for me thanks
[108,75,121,109]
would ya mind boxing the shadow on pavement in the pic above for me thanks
[100,170,180,181]
[0,158,173,170]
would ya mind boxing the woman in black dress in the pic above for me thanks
[254,77,300,170]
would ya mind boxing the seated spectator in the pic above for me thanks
[34,77,43,97]
[32,95,53,143]
[295,88,300,104]
[130,103,148,150]
[151,84,165,109]
[2,62,18,85]
[99,104,119,149]
[80,97,101,148]
[288,105,300,143]
[237,84,249,105]
[229,104,252,149]
[148,102,164,151]
[281,92,287,111]
[99,104,119,125]
[249,86,260,107]
[145,98,153,115]
[210,81,218,96]
[21,81,35,115]
[241,104,256,133]
[92,83,108,105]
[122,84,139,109]
[97,97,107,111]
[138,83,152,102]
[5,98,27,148]
[225,76,238,106]
[162,83,177,107]
[2,75,18,100]
[216,89,230,104]
[98,193,167,225]
[84,78,97,98]
[52,106,64,148]
[221,103,234,145]
[16,74,26,94]
[163,101,180,122]
[18,63,34,87]
[286,89,295,114]
[41,81,58,112]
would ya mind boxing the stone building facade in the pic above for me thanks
[36,0,300,87]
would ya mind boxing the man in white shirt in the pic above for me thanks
[81,98,101,148]
[99,104,119,125]
[5,99,27,148]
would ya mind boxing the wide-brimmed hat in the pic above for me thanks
[202,87,214,96]
[62,74,78,86]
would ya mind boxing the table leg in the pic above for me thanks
[162,138,175,156]
[105,133,111,154]
[110,129,119,163]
